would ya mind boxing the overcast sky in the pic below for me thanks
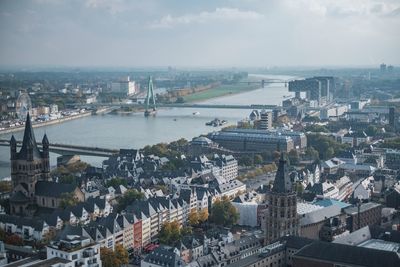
[0,0,399,67]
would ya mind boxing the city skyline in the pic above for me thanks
[0,0,399,68]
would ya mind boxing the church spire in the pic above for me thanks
[18,113,41,160]
[272,152,292,193]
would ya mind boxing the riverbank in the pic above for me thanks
[182,83,259,103]
[0,111,92,135]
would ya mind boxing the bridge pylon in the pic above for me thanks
[145,76,157,117]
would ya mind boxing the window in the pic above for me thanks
[72,254,78,260]
[52,199,55,207]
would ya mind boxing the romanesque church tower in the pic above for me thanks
[9,113,50,216]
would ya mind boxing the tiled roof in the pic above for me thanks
[35,181,77,198]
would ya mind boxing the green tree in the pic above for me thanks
[59,174,76,185]
[238,155,252,166]
[117,189,144,212]
[304,124,329,133]
[254,154,263,165]
[106,177,128,188]
[210,196,239,227]
[305,147,319,161]
[365,125,378,136]
[295,182,304,196]
[59,192,79,208]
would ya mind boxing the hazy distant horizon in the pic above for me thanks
[1,0,399,67]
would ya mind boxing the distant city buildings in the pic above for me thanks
[110,76,136,95]
[288,76,335,106]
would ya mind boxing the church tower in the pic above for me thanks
[264,153,299,245]
[9,113,50,216]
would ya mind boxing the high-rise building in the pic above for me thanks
[389,107,396,128]
[264,153,299,245]
[288,77,335,106]
[9,113,50,216]
[380,63,387,72]
[259,110,272,131]
[111,76,136,95]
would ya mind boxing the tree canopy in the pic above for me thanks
[100,244,129,267]
[117,189,144,212]
[59,192,79,209]
[159,220,181,245]
[209,196,239,227]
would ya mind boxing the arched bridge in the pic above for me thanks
[0,139,118,157]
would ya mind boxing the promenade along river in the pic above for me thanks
[0,74,295,179]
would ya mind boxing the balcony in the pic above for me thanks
[82,248,96,258]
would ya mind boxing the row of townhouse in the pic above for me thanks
[0,214,50,241]
[43,197,113,229]
[58,212,133,251]
[0,196,114,244]
[125,195,189,248]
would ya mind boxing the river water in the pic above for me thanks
[0,74,295,179]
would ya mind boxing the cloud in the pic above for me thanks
[150,7,263,28]
[284,0,400,18]
[85,0,127,14]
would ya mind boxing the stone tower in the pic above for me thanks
[264,153,299,245]
[9,113,50,216]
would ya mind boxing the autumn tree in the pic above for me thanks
[5,234,24,246]
[159,220,181,245]
[100,245,129,267]
[198,209,209,223]
[210,196,239,227]
[188,210,199,226]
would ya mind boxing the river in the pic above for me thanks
[0,74,295,179]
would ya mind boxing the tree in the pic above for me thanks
[117,189,144,212]
[295,182,304,196]
[59,192,79,209]
[100,245,129,267]
[238,155,252,166]
[273,151,281,161]
[5,234,24,246]
[115,244,129,265]
[288,149,300,165]
[188,210,199,226]
[210,196,239,227]
[198,209,209,223]
[305,147,319,161]
[365,125,378,136]
[0,181,12,192]
[159,220,181,245]
[59,174,76,185]
[254,154,263,165]
[106,177,128,188]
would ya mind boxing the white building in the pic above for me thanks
[47,235,102,267]
[111,76,136,95]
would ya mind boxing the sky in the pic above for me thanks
[0,0,399,68]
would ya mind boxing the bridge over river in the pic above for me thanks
[0,139,118,157]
